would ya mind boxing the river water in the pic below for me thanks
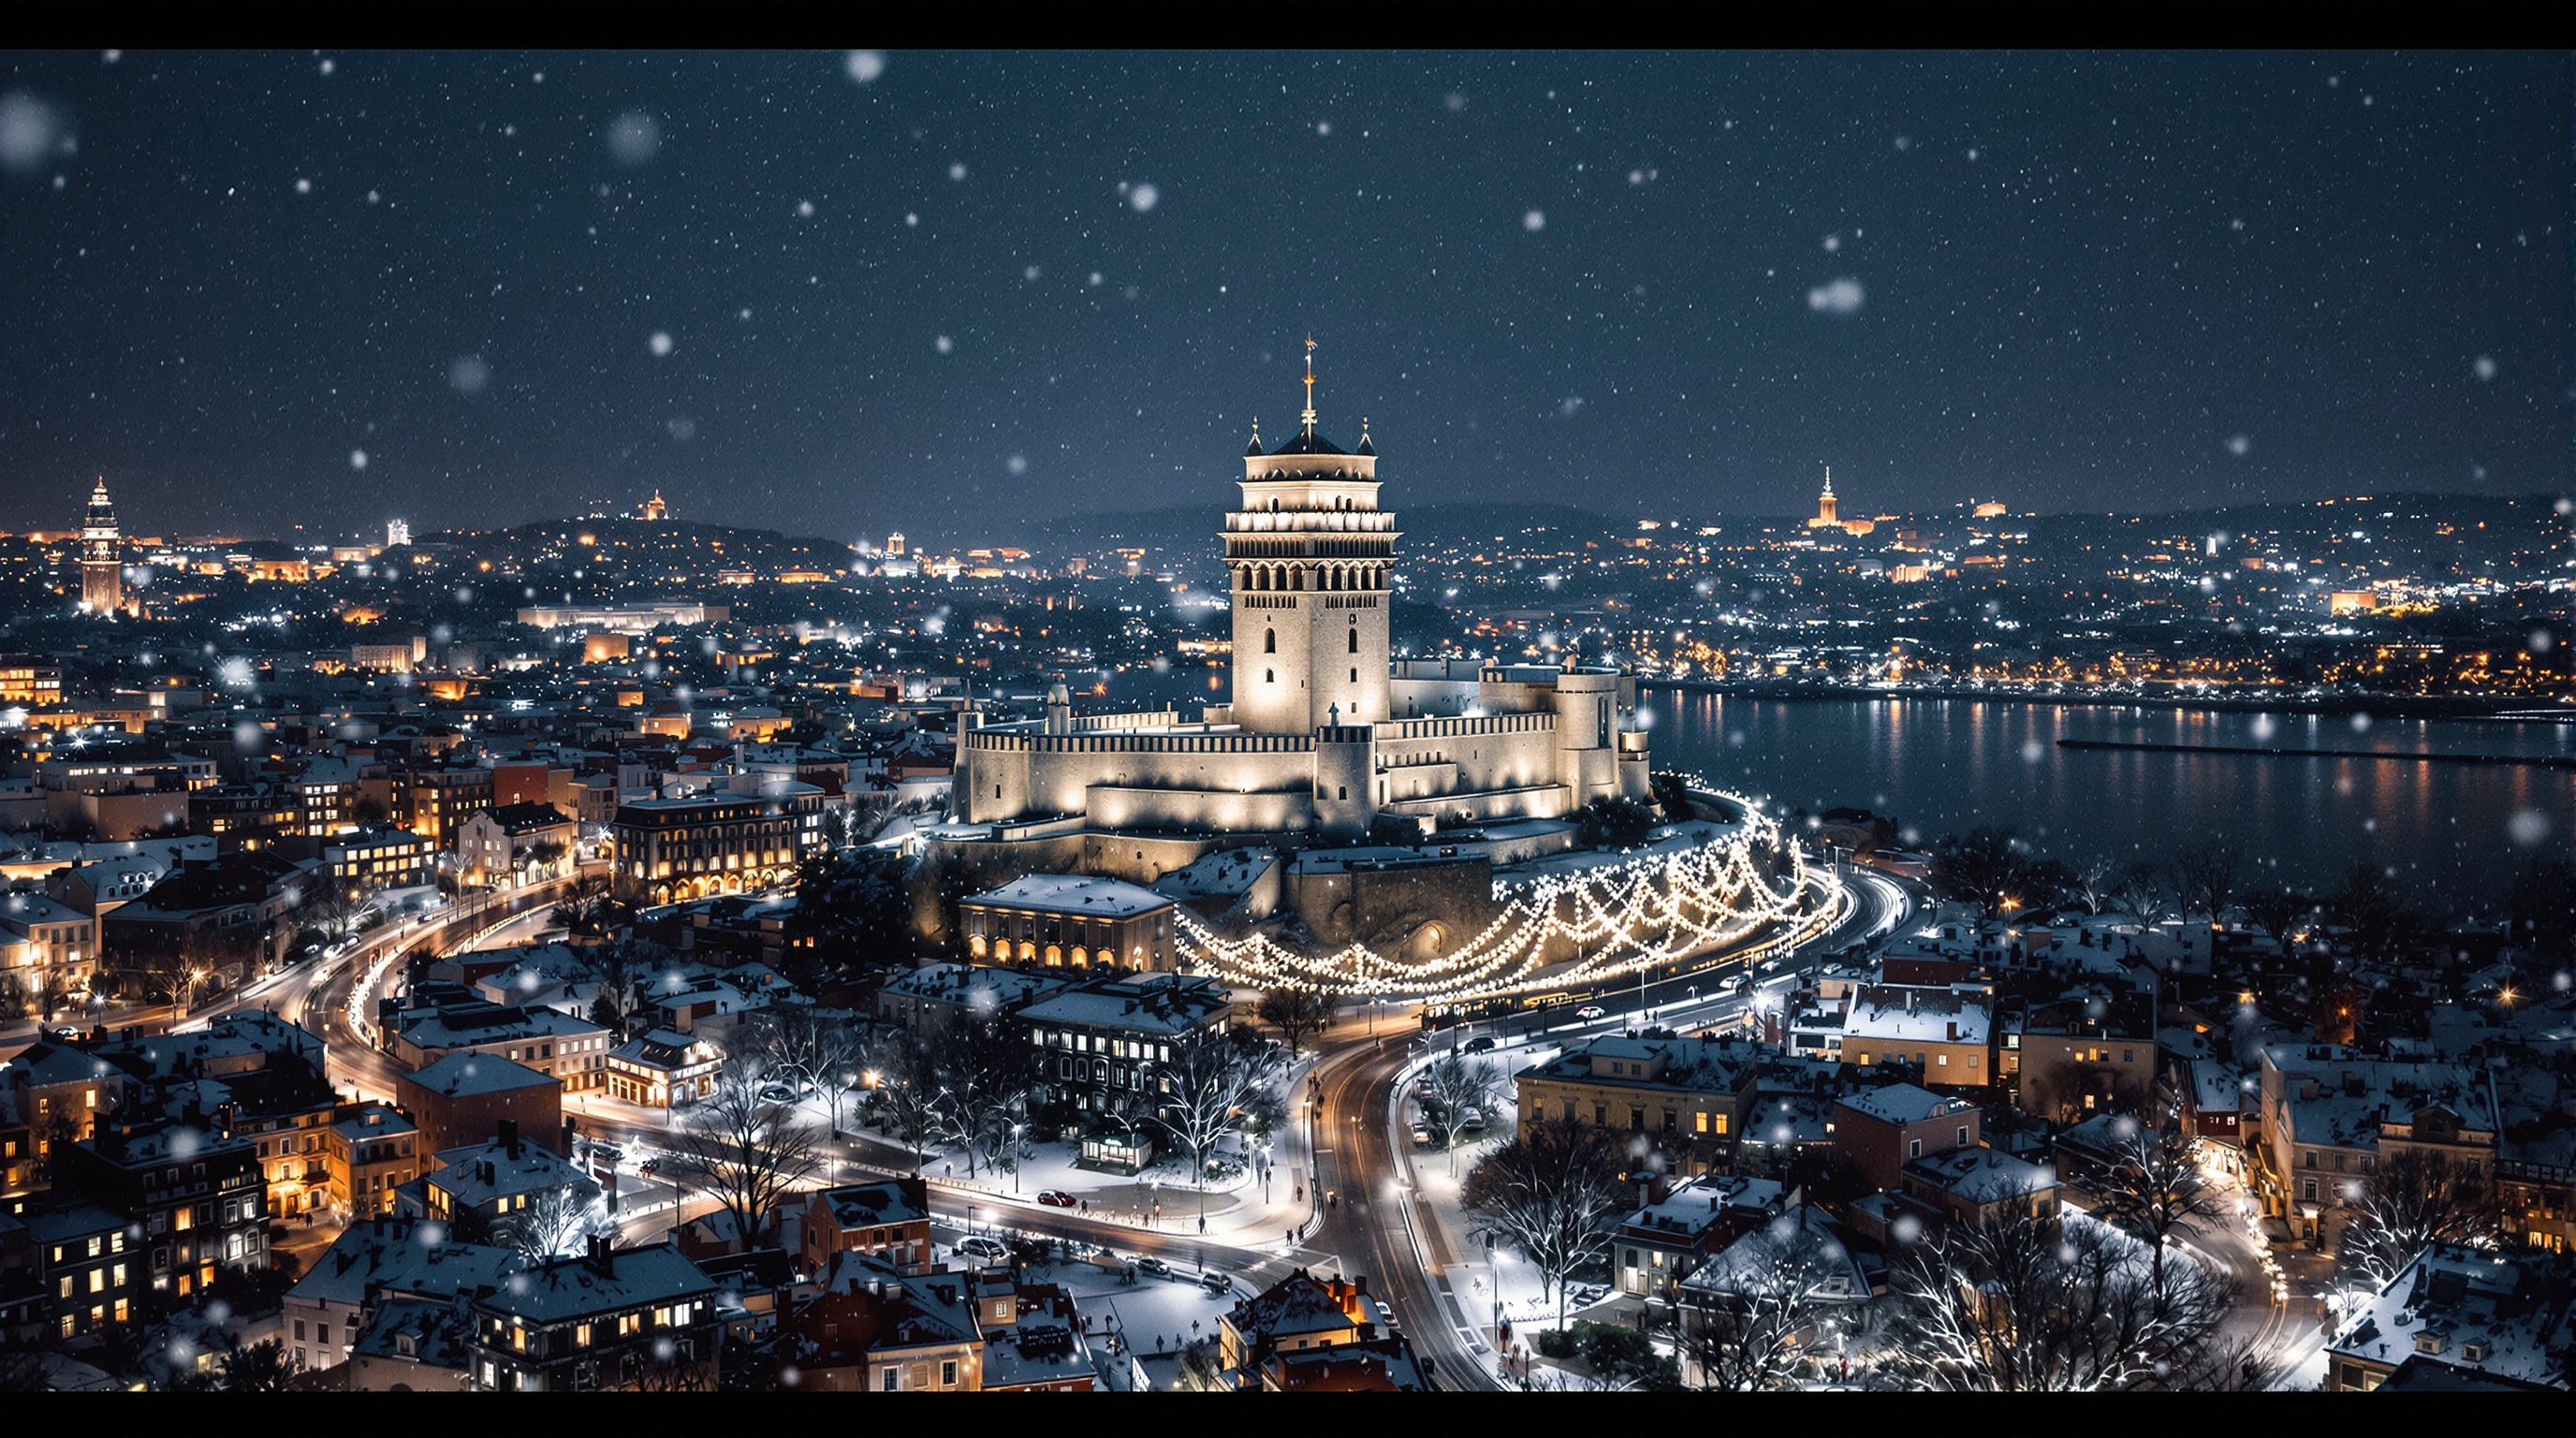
[1640,687,2573,905]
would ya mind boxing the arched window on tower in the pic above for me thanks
[1266,668,1275,684]
[1347,627,1358,653]
[1266,629,1277,654]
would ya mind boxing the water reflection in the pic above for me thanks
[1647,689,2574,902]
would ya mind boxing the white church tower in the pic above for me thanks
[1226,339,1396,735]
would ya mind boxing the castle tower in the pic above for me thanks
[80,476,122,615]
[1226,340,1395,734]
[641,490,668,521]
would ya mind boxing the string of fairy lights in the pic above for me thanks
[1177,778,1847,1004]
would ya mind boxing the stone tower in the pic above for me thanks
[1226,341,1395,735]
[80,476,122,615]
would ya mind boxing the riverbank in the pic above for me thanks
[1647,677,2571,722]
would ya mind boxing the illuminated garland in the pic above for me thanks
[1177,779,1846,1003]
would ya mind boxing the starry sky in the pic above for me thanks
[1,50,2565,547]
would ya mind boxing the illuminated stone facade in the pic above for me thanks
[954,360,1655,844]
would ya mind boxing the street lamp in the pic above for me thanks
[1012,1123,1025,1194]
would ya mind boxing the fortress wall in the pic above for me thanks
[1080,831,1237,885]
[1287,854,1502,953]
[1087,784,1313,835]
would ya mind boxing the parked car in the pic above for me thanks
[1575,1005,1606,1020]
[756,1082,800,1104]
[1410,1123,1432,1147]
[1461,1034,1497,1053]
[1201,1270,1235,1295]
[1133,1255,1172,1278]
[956,1236,1010,1263]
[1374,1299,1398,1327]
[1035,1189,1077,1209]
[1459,1108,1486,1134]
[637,1156,662,1176]
[45,1025,80,1042]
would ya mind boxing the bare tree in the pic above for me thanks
[2337,1146,2495,1294]
[1461,1112,1629,1333]
[746,1005,863,1108]
[2071,855,2122,917]
[1880,1205,2259,1391]
[2113,858,2175,930]
[1678,1212,1861,1391]
[923,1010,1037,1180]
[2096,1117,2231,1318]
[1149,1027,1284,1210]
[2240,888,2311,948]
[1416,1049,1501,1175]
[300,886,375,947]
[550,872,625,940]
[2170,844,2243,924]
[1256,988,1331,1055]
[664,1049,825,1248]
[494,1178,606,1263]
[863,1024,941,1173]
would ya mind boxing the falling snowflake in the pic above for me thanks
[2020,739,2047,764]
[1523,209,1545,231]
[845,50,885,84]
[1007,455,1028,475]
[2225,434,2251,457]
[1129,182,1159,213]
[1822,234,1840,252]
[1808,277,1865,315]
[797,198,814,217]
[934,335,954,355]
[449,354,490,395]
[0,93,68,176]
[649,331,673,357]
[2472,356,2496,381]
[605,110,661,167]
[2509,811,2552,846]
[319,58,335,76]
[348,448,368,470]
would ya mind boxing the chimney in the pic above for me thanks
[589,1233,615,1276]
[1905,990,1917,1015]
[1947,1020,1959,1042]
[499,1118,520,1158]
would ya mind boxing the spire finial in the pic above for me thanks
[1822,464,1834,497]
[1301,335,1318,436]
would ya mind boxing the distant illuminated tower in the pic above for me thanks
[1807,465,1840,530]
[1228,337,1394,733]
[640,490,669,521]
[387,518,411,549]
[80,476,123,614]
[886,532,907,558]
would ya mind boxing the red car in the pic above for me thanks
[1036,1190,1077,1209]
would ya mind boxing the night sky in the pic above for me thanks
[2,50,2565,546]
